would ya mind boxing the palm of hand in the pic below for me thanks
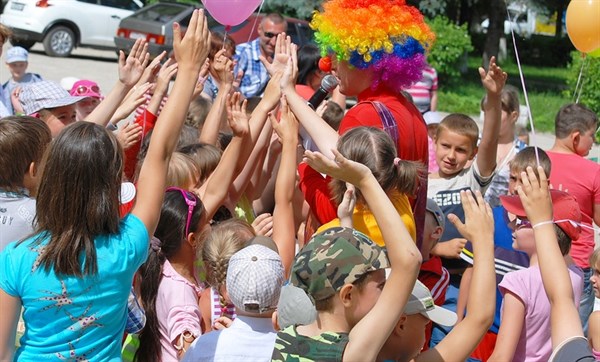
[120,58,144,87]
[269,54,289,75]
[229,112,249,136]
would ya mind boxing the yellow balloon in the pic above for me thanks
[566,0,600,53]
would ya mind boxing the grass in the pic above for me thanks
[438,56,573,133]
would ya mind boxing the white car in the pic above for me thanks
[1,0,143,57]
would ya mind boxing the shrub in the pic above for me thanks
[565,52,600,119]
[426,16,474,82]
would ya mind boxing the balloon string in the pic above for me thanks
[574,55,588,104]
[505,3,539,166]
[247,0,265,44]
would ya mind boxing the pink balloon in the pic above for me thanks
[202,0,263,27]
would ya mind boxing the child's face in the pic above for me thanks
[508,216,536,254]
[40,104,77,136]
[7,61,27,80]
[434,128,476,177]
[75,97,101,121]
[402,313,430,358]
[591,259,600,299]
[508,168,522,195]
[349,269,386,327]
[574,127,595,157]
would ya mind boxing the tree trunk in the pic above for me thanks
[483,0,504,68]
[555,0,566,38]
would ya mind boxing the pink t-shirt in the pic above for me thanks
[499,264,584,362]
[157,260,203,361]
[428,136,439,174]
[547,152,600,268]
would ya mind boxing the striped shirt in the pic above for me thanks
[405,66,438,113]
[209,287,236,327]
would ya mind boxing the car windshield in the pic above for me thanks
[131,4,189,23]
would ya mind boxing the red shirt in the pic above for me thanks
[418,256,449,351]
[123,109,157,182]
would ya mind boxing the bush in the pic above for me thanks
[426,16,474,82]
[565,51,600,117]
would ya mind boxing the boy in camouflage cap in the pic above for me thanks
[272,147,422,361]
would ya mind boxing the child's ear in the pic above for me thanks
[339,283,354,307]
[469,146,479,161]
[432,226,443,241]
[28,161,37,177]
[510,111,519,124]
[272,310,280,331]
[395,314,407,333]
[572,131,581,148]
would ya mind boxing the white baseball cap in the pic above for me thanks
[405,280,457,326]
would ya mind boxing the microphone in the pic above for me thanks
[307,75,338,110]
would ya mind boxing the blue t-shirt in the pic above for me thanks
[460,206,529,333]
[0,214,149,361]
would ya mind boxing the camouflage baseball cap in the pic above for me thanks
[290,227,390,301]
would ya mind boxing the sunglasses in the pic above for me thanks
[263,31,282,39]
[73,84,100,96]
[166,187,197,236]
[503,210,531,231]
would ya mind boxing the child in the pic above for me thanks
[457,146,546,361]
[19,80,85,136]
[2,46,43,115]
[484,84,527,208]
[69,79,102,122]
[546,103,600,330]
[135,188,205,361]
[199,218,256,332]
[0,10,211,360]
[487,182,585,361]
[507,166,596,361]
[423,111,443,174]
[272,147,422,361]
[588,247,600,359]
[376,189,496,362]
[183,242,284,361]
[0,116,51,252]
[427,57,506,347]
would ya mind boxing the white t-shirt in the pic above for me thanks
[0,188,36,252]
[182,315,276,362]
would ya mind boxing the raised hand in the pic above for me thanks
[304,148,371,188]
[138,50,166,86]
[449,190,494,244]
[479,56,507,96]
[173,9,210,73]
[259,33,292,76]
[119,38,149,87]
[155,57,178,96]
[338,184,356,228]
[271,95,298,144]
[110,82,152,124]
[116,122,143,150]
[252,213,274,237]
[192,59,210,99]
[225,92,249,137]
[280,44,298,92]
[517,166,553,225]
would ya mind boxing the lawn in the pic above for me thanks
[438,56,574,133]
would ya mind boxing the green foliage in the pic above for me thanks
[426,16,474,82]
[262,0,323,20]
[565,52,600,117]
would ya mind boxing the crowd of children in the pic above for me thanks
[0,0,599,361]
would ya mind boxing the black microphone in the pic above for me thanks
[307,75,339,110]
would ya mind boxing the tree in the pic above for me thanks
[262,0,323,20]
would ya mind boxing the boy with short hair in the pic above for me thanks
[546,103,600,330]
[2,46,43,115]
[19,80,85,136]
[183,242,285,361]
[427,57,506,347]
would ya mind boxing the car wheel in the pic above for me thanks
[43,26,75,57]
[10,39,36,50]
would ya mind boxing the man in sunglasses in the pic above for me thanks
[234,13,287,98]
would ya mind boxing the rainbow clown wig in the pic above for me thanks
[311,0,435,92]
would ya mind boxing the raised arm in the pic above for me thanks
[418,190,495,362]
[86,39,149,126]
[271,96,299,276]
[132,9,210,235]
[518,166,585,347]
[304,149,422,362]
[476,56,506,177]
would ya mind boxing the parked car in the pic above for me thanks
[0,0,143,57]
[115,2,314,58]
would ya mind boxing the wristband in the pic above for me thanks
[532,220,553,229]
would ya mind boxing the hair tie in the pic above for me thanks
[150,236,162,252]
[393,157,401,166]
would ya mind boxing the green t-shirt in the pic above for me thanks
[272,325,349,361]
